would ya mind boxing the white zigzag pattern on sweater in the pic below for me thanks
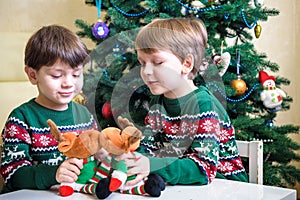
[223,168,246,176]
[31,146,58,152]
[7,117,28,129]
[3,138,21,143]
[150,110,232,128]
[189,153,217,165]
[29,115,95,133]
[193,134,219,141]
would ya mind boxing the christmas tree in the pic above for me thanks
[75,0,300,187]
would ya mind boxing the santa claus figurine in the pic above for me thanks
[259,70,286,112]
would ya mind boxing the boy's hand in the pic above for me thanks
[56,158,83,183]
[94,148,109,162]
[116,152,150,186]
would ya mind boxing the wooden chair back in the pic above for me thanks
[236,140,263,184]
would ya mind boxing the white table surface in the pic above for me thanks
[0,179,296,200]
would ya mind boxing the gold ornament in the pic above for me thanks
[72,92,87,105]
[254,24,262,38]
[230,76,247,96]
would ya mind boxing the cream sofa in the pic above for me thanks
[0,82,37,129]
[0,82,36,188]
[0,32,38,138]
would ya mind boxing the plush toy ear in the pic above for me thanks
[117,116,134,130]
[57,133,78,154]
[47,119,65,142]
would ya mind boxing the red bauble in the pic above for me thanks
[102,101,113,119]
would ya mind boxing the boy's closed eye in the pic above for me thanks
[138,60,164,67]
[51,74,62,79]
[72,68,83,78]
[73,73,81,78]
[153,61,163,66]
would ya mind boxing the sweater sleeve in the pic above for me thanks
[149,157,207,185]
[0,108,61,193]
[140,89,248,185]
[1,117,34,184]
[3,164,58,192]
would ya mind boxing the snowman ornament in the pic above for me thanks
[259,70,286,112]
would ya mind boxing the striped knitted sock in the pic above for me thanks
[80,183,96,194]
[80,157,112,195]
[120,185,147,196]
[82,156,111,185]
[97,157,112,178]
[90,157,111,184]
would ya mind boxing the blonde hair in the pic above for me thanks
[135,18,208,79]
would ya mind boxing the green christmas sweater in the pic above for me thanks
[139,86,248,185]
[0,98,98,193]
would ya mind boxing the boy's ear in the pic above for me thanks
[182,54,194,74]
[24,66,38,84]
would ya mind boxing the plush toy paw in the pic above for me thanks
[95,178,112,199]
[59,185,74,197]
[144,174,165,197]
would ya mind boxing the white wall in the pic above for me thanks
[0,0,96,81]
[254,0,300,127]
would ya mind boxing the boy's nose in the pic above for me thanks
[143,64,153,75]
[62,76,74,87]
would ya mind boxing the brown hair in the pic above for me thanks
[135,18,208,79]
[25,25,89,70]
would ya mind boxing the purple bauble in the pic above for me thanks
[92,21,109,39]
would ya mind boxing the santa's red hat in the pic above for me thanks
[259,70,276,85]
